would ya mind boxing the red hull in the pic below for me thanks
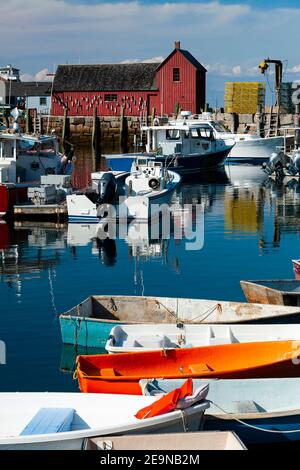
[0,185,28,218]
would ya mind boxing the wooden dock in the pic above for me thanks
[14,203,68,221]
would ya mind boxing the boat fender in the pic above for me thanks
[148,178,160,190]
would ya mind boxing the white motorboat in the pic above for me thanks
[181,112,285,164]
[67,157,181,222]
[0,392,208,450]
[105,323,300,354]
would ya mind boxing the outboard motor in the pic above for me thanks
[97,173,117,204]
[287,151,300,176]
[262,151,286,178]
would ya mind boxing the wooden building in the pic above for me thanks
[52,41,206,117]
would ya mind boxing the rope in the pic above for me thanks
[188,304,222,323]
[208,400,300,435]
[155,301,222,324]
[48,268,58,316]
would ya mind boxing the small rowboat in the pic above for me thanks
[76,340,300,395]
[0,392,208,450]
[60,295,300,349]
[147,378,300,445]
[241,280,300,306]
[293,260,300,280]
[105,323,300,354]
[86,431,246,450]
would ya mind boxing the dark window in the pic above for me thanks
[104,94,118,102]
[173,68,180,82]
[39,97,47,106]
[166,129,180,140]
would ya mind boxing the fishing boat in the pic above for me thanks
[241,280,300,306]
[0,131,66,218]
[76,340,300,395]
[86,431,246,450]
[105,323,300,354]
[293,260,300,280]
[59,295,300,349]
[0,392,208,450]
[105,112,235,176]
[105,111,286,172]
[146,378,300,444]
[67,157,181,222]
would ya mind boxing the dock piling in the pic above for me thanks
[120,106,128,154]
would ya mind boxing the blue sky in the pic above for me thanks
[3,0,300,105]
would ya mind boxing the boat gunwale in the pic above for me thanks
[60,295,300,323]
[208,408,300,421]
[241,280,300,296]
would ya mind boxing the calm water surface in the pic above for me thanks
[1,158,300,392]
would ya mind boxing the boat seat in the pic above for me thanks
[20,408,75,436]
[100,368,117,376]
[189,363,212,374]
[232,400,266,414]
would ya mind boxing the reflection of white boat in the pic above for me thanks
[225,164,268,187]
[0,392,208,450]
[67,158,181,222]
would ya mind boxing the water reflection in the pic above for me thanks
[2,164,300,390]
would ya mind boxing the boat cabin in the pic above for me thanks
[0,134,60,184]
[126,157,166,195]
[144,122,217,157]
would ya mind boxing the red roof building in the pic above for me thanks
[52,41,206,117]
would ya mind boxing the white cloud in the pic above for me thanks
[20,68,54,82]
[120,56,165,64]
[287,65,300,74]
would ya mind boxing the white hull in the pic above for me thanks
[0,393,208,450]
[67,171,180,222]
[106,323,300,353]
[228,136,284,162]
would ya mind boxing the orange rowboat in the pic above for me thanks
[76,340,300,395]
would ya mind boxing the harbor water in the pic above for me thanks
[1,151,300,392]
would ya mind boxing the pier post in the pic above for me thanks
[25,108,31,133]
[120,106,128,154]
[62,107,70,155]
[256,105,265,138]
[92,107,101,155]
[231,113,239,133]
[151,107,156,125]
[92,107,102,170]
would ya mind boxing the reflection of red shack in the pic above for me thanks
[292,260,300,280]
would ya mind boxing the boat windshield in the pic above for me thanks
[211,121,231,134]
[190,127,215,139]
[18,139,56,157]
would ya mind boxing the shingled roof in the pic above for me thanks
[156,48,207,73]
[9,81,52,97]
[53,63,160,92]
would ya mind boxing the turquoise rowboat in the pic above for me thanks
[59,295,300,349]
